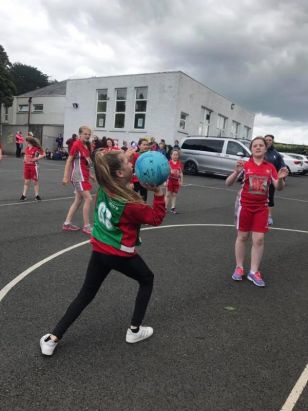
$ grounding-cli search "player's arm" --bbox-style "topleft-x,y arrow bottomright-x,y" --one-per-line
225,161 -> 244,186
63,155 -> 74,185
272,167 -> 288,190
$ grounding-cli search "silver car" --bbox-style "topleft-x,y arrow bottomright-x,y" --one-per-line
180,136 -> 251,176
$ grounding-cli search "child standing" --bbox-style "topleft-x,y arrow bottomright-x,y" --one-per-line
165,150 -> 183,214
40,150 -> 166,356
131,138 -> 150,201
225,136 -> 288,287
62,126 -> 94,235
20,137 -> 45,201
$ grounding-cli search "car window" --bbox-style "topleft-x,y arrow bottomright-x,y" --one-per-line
226,141 -> 246,156
182,139 -> 224,153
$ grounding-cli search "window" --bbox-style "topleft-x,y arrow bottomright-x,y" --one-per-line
231,121 -> 240,138
180,112 -> 188,129
226,141 -> 246,156
217,114 -> 227,136
18,104 -> 28,112
134,87 -> 147,129
199,107 -> 211,136
182,138 -> 224,153
33,104 -> 43,112
114,88 -> 127,128
243,126 -> 251,139
96,89 -> 108,128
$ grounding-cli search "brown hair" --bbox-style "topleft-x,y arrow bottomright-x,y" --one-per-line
249,136 -> 267,150
264,134 -> 274,140
94,151 -> 143,204
26,136 -> 42,148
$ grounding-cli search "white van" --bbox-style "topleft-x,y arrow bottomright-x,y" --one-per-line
180,136 -> 251,176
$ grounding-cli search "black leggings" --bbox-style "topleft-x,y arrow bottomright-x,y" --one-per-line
52,251 -> 154,339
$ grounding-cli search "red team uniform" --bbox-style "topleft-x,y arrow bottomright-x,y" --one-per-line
24,146 -> 45,181
167,160 -> 183,193
237,158 -> 278,233
69,140 -> 92,192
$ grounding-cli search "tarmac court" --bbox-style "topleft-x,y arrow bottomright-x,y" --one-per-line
0,157 -> 307,411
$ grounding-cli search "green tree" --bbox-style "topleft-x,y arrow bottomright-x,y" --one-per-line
0,45 -> 16,136
9,63 -> 49,95
0,45 -> 16,106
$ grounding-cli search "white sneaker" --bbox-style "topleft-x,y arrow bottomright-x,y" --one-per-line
40,334 -> 58,356
125,326 -> 153,343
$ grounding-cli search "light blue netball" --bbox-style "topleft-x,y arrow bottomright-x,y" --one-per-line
135,151 -> 170,186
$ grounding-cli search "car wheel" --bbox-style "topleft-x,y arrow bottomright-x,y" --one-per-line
184,161 -> 198,175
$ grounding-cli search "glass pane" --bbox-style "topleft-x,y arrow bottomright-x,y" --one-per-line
115,113 -> 125,128
134,113 -> 145,129
180,119 -> 185,129
97,101 -> 107,112
97,89 -> 108,100
116,88 -> 127,100
181,112 -> 187,120
135,87 -> 148,99
135,101 -> 147,112
96,113 -> 106,128
116,101 -> 126,112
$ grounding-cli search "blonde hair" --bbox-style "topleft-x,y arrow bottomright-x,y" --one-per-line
26,136 -> 42,148
78,125 -> 91,135
94,151 -> 143,204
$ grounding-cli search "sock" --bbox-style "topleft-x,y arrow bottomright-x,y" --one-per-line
130,326 -> 140,333
250,271 -> 256,275
64,221 -> 71,225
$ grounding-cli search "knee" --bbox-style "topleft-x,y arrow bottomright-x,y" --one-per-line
237,234 -> 248,243
253,236 -> 264,247
140,271 -> 154,287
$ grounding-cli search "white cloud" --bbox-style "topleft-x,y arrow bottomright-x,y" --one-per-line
254,113 -> 308,145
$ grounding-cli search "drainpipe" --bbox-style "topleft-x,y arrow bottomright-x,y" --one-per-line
27,97 -> 32,133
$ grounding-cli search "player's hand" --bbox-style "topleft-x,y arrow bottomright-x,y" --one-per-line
278,167 -> 288,179
62,177 -> 69,185
235,160 -> 244,173
140,183 -> 163,195
90,174 -> 96,182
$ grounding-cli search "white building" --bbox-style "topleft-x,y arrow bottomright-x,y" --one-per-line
1,71 -> 254,154
65,71 -> 254,145
1,81 -> 66,154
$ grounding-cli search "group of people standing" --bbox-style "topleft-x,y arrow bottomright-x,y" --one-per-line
10,127 -> 285,356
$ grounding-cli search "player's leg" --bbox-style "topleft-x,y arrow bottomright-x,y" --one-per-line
80,190 -> 92,234
63,190 -> 83,231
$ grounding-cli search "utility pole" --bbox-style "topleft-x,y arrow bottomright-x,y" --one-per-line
27,97 -> 32,133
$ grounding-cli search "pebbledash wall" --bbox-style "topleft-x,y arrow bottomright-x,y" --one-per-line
64,71 -> 255,145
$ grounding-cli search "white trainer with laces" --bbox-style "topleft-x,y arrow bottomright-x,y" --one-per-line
40,334 -> 58,356
126,326 -> 153,343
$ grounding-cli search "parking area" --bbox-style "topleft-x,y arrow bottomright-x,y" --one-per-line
0,157 -> 307,411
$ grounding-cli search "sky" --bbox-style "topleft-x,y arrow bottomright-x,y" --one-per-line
1,0 -> 308,144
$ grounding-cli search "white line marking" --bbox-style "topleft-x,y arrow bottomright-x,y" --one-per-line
0,196 -> 75,207
280,364 -> 308,411
186,183 -> 308,203
1,223 -> 307,407
1,223 -> 308,303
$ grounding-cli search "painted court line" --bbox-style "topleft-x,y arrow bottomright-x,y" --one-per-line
1,223 -> 307,408
1,223 -> 308,303
0,196 -> 75,207
280,364 -> 308,411
187,183 -> 308,203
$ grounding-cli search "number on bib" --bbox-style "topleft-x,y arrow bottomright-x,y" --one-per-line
98,202 -> 113,230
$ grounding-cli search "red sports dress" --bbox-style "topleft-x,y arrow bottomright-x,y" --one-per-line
236,158 -> 278,233
23,146 -> 45,181
69,140 -> 92,191
166,160 -> 183,193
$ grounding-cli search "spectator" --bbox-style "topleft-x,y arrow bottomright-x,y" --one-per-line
66,133 -> 77,153
174,139 -> 180,149
56,134 -> 64,149
15,130 -> 24,158
121,140 -> 128,151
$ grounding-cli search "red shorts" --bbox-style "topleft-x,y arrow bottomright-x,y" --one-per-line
167,178 -> 180,193
72,180 -> 92,192
24,165 -> 38,181
236,205 -> 269,233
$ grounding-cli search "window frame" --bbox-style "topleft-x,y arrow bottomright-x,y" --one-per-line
134,87 -> 148,129
96,89 -> 108,128
114,88 -> 127,129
